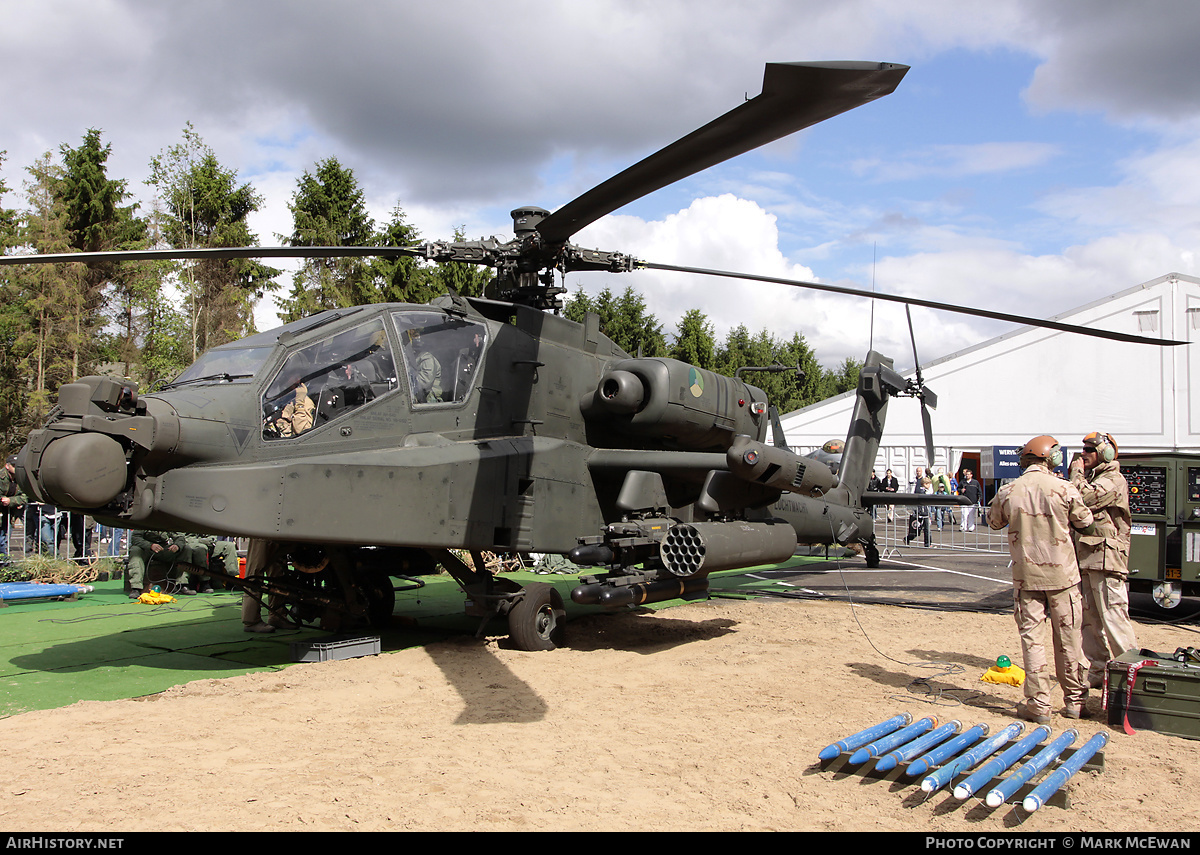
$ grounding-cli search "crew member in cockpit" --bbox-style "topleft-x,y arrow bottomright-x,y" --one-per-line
266,364 -> 316,437
405,328 -> 442,404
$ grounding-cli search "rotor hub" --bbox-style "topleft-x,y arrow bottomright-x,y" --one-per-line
511,207 -> 549,235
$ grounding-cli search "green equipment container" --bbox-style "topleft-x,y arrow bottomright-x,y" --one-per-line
1121,453 -> 1200,608
1106,648 -> 1200,741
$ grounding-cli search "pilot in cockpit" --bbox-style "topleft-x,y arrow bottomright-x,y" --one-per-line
404,328 -> 443,404
263,362 -> 316,438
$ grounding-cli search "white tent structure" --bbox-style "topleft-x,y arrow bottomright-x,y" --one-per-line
779,273 -> 1200,484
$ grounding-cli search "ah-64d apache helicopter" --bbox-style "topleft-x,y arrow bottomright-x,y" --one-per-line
4,62 -> 1179,650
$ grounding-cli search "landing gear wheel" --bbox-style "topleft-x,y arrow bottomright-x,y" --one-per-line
864,540 -> 881,568
508,582 -> 564,651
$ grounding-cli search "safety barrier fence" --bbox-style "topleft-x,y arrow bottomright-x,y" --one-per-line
0,503 -> 129,563
870,503 -> 1009,558
5,503 -> 1010,566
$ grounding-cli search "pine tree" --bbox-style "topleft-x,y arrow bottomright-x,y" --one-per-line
370,204 -> 428,306
563,286 -> 666,357
278,157 -> 377,320
56,129 -> 146,377
670,309 -> 716,369
817,357 -> 863,401
148,123 -> 278,357
0,151 -> 28,451
16,153 -> 85,425
715,327 -> 823,412
422,228 -> 493,302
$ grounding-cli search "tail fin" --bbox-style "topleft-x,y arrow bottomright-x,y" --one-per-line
836,350 -> 893,505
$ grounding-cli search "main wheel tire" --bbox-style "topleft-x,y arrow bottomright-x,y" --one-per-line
508,582 -> 564,651
864,540 -> 881,568
363,573 -> 397,628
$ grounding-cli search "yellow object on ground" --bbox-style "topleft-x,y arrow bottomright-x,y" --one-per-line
137,591 -> 176,605
980,664 -> 1025,686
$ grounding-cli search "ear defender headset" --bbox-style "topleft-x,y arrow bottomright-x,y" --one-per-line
1083,431 -> 1117,463
1020,435 -> 1063,468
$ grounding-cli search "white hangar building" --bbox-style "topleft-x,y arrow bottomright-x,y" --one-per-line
779,272 -> 1200,486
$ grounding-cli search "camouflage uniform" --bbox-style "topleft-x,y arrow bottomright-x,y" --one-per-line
413,350 -> 442,403
241,538 -> 287,632
278,384 -> 315,436
988,463 -> 1094,716
1071,459 -> 1138,684
206,537 -> 240,578
183,535 -> 239,593
127,530 -> 194,593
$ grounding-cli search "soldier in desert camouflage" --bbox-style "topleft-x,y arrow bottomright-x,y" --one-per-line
988,435 -> 1096,722
1069,430 -> 1138,689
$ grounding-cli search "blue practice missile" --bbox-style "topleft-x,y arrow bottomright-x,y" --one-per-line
848,716 -> 937,765
985,728 -> 1078,808
0,582 -> 96,601
953,725 -> 1051,801
818,713 -> 913,761
1022,732 -> 1109,813
906,723 -> 989,778
875,720 -> 961,773
921,722 -> 1023,794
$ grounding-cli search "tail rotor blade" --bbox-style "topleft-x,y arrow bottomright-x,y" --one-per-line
905,305 -> 923,385
921,402 -> 936,470
907,305 -> 937,466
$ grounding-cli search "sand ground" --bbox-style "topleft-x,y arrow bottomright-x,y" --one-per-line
0,595 -> 1197,832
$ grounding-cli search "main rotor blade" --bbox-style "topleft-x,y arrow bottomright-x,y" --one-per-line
536,61 -> 909,246
0,246 -> 424,266
640,261 -> 1188,347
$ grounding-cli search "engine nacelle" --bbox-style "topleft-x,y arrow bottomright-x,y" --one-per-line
582,358 -> 767,451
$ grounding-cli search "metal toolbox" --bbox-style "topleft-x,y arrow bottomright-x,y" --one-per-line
1106,648 -> 1200,740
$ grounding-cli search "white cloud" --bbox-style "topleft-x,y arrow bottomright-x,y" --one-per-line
853,142 -> 1061,182
6,0 -> 1200,374
568,194 -> 961,368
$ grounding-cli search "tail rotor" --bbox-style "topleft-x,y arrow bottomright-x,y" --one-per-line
904,306 -> 938,468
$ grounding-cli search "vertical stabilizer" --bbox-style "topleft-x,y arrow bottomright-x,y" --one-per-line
836,350 -> 893,504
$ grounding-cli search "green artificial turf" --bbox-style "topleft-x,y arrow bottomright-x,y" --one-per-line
0,555 -> 831,717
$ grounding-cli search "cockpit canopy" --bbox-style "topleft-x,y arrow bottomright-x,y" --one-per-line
251,309 -> 489,440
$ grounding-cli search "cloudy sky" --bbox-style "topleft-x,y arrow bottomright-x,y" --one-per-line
4,0 -> 1200,369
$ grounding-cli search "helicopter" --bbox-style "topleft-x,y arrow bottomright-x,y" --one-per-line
3,61 -> 1182,650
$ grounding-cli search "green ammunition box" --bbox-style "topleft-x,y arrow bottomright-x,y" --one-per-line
1106,649 -> 1200,741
